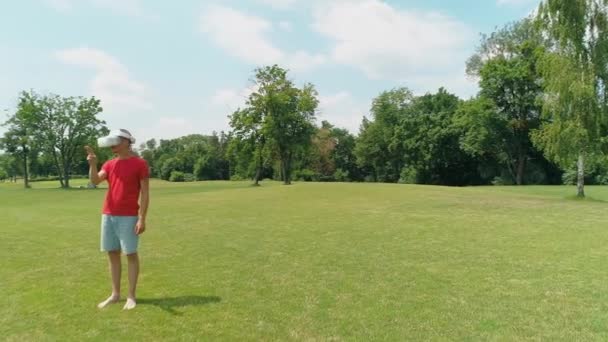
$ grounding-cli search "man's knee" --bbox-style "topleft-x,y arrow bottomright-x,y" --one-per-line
126,252 -> 138,259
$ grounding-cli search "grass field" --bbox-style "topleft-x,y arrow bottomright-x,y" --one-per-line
3,180 -> 608,341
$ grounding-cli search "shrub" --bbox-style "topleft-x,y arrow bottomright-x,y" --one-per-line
293,169 -> 319,182
183,173 -> 196,182
169,171 -> 185,182
333,168 -> 350,182
398,167 -> 418,184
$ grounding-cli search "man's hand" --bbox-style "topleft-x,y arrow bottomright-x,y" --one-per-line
135,219 -> 146,235
84,146 -> 98,166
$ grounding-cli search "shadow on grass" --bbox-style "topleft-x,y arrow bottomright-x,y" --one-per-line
564,195 -> 608,203
138,295 -> 221,315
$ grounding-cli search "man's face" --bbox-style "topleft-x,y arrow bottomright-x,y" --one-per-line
110,137 -> 130,154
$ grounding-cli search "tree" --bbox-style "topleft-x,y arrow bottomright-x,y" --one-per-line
229,108 -> 267,185
247,65 -> 318,185
397,88 -> 481,186
478,45 -> 543,185
355,88 -> 413,182
466,19 -> 546,185
145,134 -> 230,182
310,121 -> 337,179
466,18 -> 548,76
1,91 -> 39,188
0,154 -> 19,182
139,139 -> 157,175
32,93 -> 107,188
533,0 -> 608,197
329,126 -> 361,181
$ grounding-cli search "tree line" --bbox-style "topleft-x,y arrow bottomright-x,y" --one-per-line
2,0 -> 608,197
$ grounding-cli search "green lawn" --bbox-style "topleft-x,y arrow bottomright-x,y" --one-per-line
2,180 -> 608,340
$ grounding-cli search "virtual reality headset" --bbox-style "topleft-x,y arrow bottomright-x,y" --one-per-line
97,129 -> 136,148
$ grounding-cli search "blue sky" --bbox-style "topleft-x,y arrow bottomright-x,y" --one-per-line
0,0 -> 539,144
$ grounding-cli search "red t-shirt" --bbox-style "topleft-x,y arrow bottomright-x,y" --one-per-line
101,156 -> 149,216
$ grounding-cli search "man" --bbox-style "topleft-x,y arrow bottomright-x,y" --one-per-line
85,129 -> 150,310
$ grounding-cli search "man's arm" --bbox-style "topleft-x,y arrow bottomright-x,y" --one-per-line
135,178 -> 149,235
85,146 -> 107,185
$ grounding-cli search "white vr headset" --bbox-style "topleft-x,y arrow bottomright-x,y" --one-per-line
97,129 -> 136,148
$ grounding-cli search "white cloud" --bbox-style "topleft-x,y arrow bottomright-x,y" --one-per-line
130,116 -> 198,144
44,0 -> 146,17
91,0 -> 145,17
55,47 -> 151,112
211,85 -> 259,112
285,51 -> 327,72
312,0 -> 473,80
497,0 -> 537,6
407,68 -> 478,99
318,91 -> 368,133
45,0 -> 72,11
278,20 -> 292,31
255,0 -> 298,10
199,5 -> 326,72
200,5 -> 284,65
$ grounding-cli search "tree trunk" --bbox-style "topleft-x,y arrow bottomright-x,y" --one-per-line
253,167 -> 261,186
63,160 -> 70,188
281,158 -> 291,185
253,148 -> 263,186
516,153 -> 526,186
22,151 -> 30,189
577,153 -> 585,198
60,155 -> 69,188
52,151 -> 65,188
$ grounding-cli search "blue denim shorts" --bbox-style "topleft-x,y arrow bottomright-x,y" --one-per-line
100,215 -> 139,254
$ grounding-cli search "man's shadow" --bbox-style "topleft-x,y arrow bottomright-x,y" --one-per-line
138,295 -> 221,315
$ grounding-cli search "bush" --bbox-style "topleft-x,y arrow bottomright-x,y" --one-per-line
29,175 -> 88,183
333,168 -> 350,182
0,172 -> 6,182
161,158 -> 180,181
491,176 -> 514,186
169,171 -> 185,182
230,174 -> 246,181
183,173 -> 196,182
562,167 -> 598,185
293,169 -> 319,182
319,175 -> 335,182
169,171 -> 195,182
364,175 -> 375,183
398,167 -> 418,184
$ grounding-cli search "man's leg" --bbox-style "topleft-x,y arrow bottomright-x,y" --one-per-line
98,215 -> 122,309
116,216 -> 140,310
98,251 -> 122,308
124,253 -> 139,310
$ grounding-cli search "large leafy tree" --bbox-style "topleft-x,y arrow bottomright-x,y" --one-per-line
31,93 -> 107,188
355,88 -> 413,182
398,88 -> 481,186
228,108 -> 268,185
466,19 -> 546,185
533,0 -> 608,197
246,65 -> 318,185
310,121 -> 337,179
0,154 -> 18,182
1,91 -> 41,188
329,126 -> 360,182
145,134 -> 229,181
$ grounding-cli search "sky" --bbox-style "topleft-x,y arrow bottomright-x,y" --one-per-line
0,0 -> 540,144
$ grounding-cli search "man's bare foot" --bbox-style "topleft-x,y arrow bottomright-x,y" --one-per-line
97,295 -> 120,309
123,297 -> 136,310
